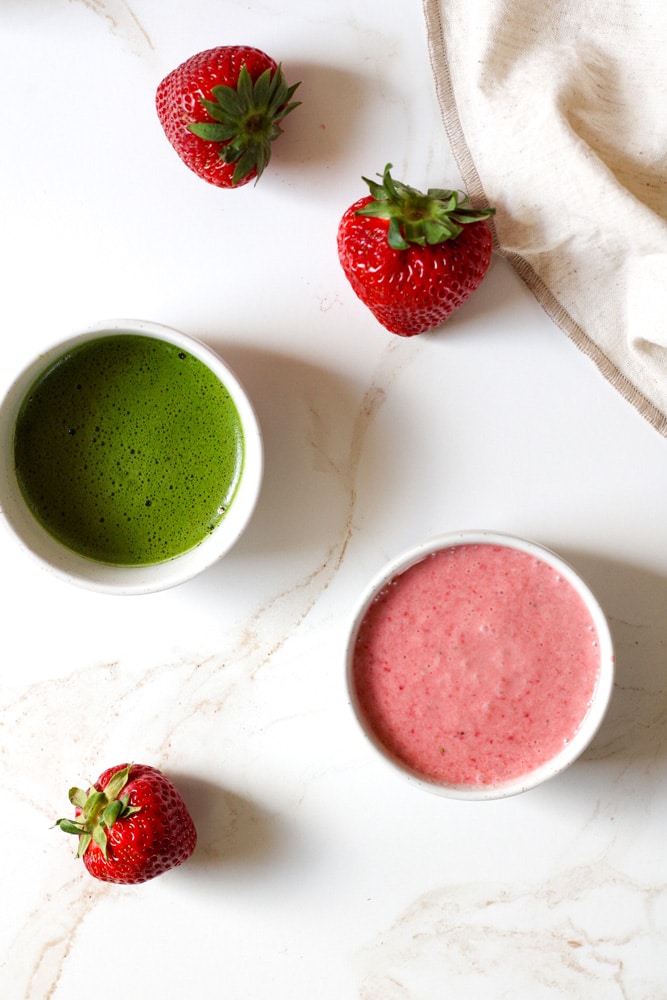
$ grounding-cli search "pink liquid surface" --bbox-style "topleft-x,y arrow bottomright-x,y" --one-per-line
352,543 -> 601,786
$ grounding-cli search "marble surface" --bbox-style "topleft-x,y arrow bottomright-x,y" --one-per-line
1,2 -> 666,997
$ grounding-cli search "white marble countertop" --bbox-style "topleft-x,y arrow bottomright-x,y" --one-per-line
1,2 -> 666,997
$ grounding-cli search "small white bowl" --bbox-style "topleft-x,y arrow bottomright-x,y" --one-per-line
0,319 -> 263,595
346,530 -> 614,800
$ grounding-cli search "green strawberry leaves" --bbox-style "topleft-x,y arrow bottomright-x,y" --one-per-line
54,763 -> 140,860
187,64 -> 301,185
357,164 -> 495,251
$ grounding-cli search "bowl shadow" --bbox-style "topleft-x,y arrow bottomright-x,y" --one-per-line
191,341 -> 399,568
546,546 -> 667,769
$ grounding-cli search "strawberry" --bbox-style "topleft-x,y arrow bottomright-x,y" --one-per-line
155,45 -> 300,187
54,763 -> 197,884
337,164 -> 495,336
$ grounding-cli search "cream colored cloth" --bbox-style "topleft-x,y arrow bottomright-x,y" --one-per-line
423,0 -> 667,436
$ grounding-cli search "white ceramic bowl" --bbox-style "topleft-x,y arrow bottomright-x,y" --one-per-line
0,319 -> 263,595
346,530 -> 614,800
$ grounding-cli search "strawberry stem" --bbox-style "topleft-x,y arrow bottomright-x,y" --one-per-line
54,763 -> 140,861
188,64 -> 301,185
356,164 -> 495,251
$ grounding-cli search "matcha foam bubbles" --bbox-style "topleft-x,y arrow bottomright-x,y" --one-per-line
13,334 -> 245,566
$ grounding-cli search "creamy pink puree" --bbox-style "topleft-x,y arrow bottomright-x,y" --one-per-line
352,543 -> 601,786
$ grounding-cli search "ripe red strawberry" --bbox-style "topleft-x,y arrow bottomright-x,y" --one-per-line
156,45 -> 300,188
54,763 -> 197,884
337,164 -> 495,336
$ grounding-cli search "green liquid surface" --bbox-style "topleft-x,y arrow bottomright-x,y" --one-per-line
14,334 -> 245,565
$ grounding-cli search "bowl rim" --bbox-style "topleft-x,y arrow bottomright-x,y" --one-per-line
345,529 -> 615,800
0,319 -> 263,595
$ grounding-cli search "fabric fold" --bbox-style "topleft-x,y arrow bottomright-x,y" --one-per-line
423,0 -> 667,436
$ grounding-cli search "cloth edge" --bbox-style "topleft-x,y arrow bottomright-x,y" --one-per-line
421,0 -> 667,439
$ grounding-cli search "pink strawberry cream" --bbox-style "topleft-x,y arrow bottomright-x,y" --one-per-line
351,543 -> 602,788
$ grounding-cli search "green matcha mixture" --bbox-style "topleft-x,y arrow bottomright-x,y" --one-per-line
14,334 -> 245,565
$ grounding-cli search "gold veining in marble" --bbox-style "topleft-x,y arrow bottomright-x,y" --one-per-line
69,0 -> 154,54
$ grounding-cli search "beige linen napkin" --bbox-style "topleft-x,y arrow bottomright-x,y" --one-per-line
423,0 -> 667,436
